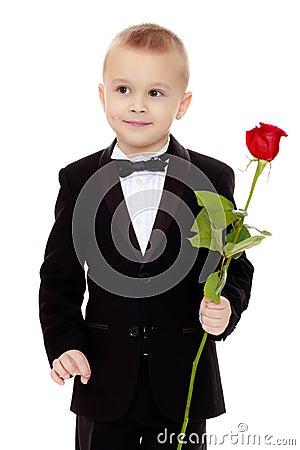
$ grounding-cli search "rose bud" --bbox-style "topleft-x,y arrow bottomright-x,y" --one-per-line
246,122 -> 287,161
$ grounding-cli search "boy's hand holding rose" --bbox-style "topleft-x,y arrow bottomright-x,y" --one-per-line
200,296 -> 231,336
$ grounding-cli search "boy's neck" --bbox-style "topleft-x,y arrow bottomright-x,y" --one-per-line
116,136 -> 170,159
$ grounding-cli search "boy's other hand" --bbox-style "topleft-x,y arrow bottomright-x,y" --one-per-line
51,350 -> 91,386
200,296 -> 231,336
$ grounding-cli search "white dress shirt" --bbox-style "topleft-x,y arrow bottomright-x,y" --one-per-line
111,140 -> 169,255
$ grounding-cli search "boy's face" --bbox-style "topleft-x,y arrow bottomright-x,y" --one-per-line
99,45 -> 192,156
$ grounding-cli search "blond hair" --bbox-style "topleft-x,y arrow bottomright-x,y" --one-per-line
102,23 -> 190,88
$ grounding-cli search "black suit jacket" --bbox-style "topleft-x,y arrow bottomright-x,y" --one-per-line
39,135 -> 254,422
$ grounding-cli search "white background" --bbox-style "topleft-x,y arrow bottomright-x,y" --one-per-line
0,0 -> 299,448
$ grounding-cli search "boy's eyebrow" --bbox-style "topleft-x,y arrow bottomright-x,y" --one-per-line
150,82 -> 172,91
111,78 -> 171,91
111,78 -> 131,85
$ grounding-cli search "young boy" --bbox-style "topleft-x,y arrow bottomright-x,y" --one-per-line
39,23 -> 254,450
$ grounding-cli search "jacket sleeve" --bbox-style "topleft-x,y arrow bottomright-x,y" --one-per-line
39,168 -> 87,365
210,164 -> 254,341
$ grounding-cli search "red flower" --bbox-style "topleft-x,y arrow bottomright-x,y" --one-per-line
246,122 -> 287,161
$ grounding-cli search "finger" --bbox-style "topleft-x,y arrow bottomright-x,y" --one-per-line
52,358 -> 72,380
53,356 -> 89,385
200,297 -> 210,313
202,315 -> 222,328
50,368 -> 65,386
200,299 -> 205,315
62,351 -> 91,384
58,354 -> 83,378
200,298 -> 218,324
202,312 -> 230,334
202,309 -> 223,320
202,323 -> 224,336
204,301 -> 226,310
202,297 -> 224,310
54,350 -> 91,384
68,351 -> 91,380
80,375 -> 89,385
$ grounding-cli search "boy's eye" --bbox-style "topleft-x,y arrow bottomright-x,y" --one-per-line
149,89 -> 163,97
117,86 -> 131,94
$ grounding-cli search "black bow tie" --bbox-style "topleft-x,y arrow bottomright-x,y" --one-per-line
115,154 -> 169,178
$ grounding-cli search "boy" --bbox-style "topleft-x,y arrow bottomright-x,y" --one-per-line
39,23 -> 254,449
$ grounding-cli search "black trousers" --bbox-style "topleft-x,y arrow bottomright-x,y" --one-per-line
76,356 -> 206,450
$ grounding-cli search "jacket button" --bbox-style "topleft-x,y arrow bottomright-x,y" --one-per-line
138,272 -> 151,284
129,325 -> 140,338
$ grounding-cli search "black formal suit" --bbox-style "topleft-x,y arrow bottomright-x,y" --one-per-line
39,135 -> 254,424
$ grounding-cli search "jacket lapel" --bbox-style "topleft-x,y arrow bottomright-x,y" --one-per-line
97,135 -> 191,266
97,139 -> 144,263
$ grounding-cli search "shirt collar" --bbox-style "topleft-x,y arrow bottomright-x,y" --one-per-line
111,138 -> 170,162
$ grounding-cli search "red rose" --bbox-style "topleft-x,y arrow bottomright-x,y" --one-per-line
246,122 -> 287,161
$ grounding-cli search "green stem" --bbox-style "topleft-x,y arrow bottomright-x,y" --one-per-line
178,159 -> 268,449
244,159 -> 268,211
224,159 -> 268,271
177,332 -> 208,450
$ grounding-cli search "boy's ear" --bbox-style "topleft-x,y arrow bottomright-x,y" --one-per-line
98,83 -> 106,111
176,91 -> 192,120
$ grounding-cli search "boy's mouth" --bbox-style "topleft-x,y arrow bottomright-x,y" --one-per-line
123,120 -> 152,127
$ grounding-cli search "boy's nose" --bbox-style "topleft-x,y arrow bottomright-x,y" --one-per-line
130,106 -> 147,113
129,96 -> 147,114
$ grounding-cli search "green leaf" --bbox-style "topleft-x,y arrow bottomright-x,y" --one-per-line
244,224 -> 272,236
223,235 -> 266,257
210,227 -> 224,254
190,208 -> 209,233
194,191 -> 234,211
231,209 -> 248,218
232,252 -> 243,260
189,224 -> 224,254
211,209 -> 237,229
187,234 -> 201,248
226,225 -> 251,244
194,191 -> 236,230
204,271 -> 221,304
225,225 -> 269,259
189,209 -> 224,253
